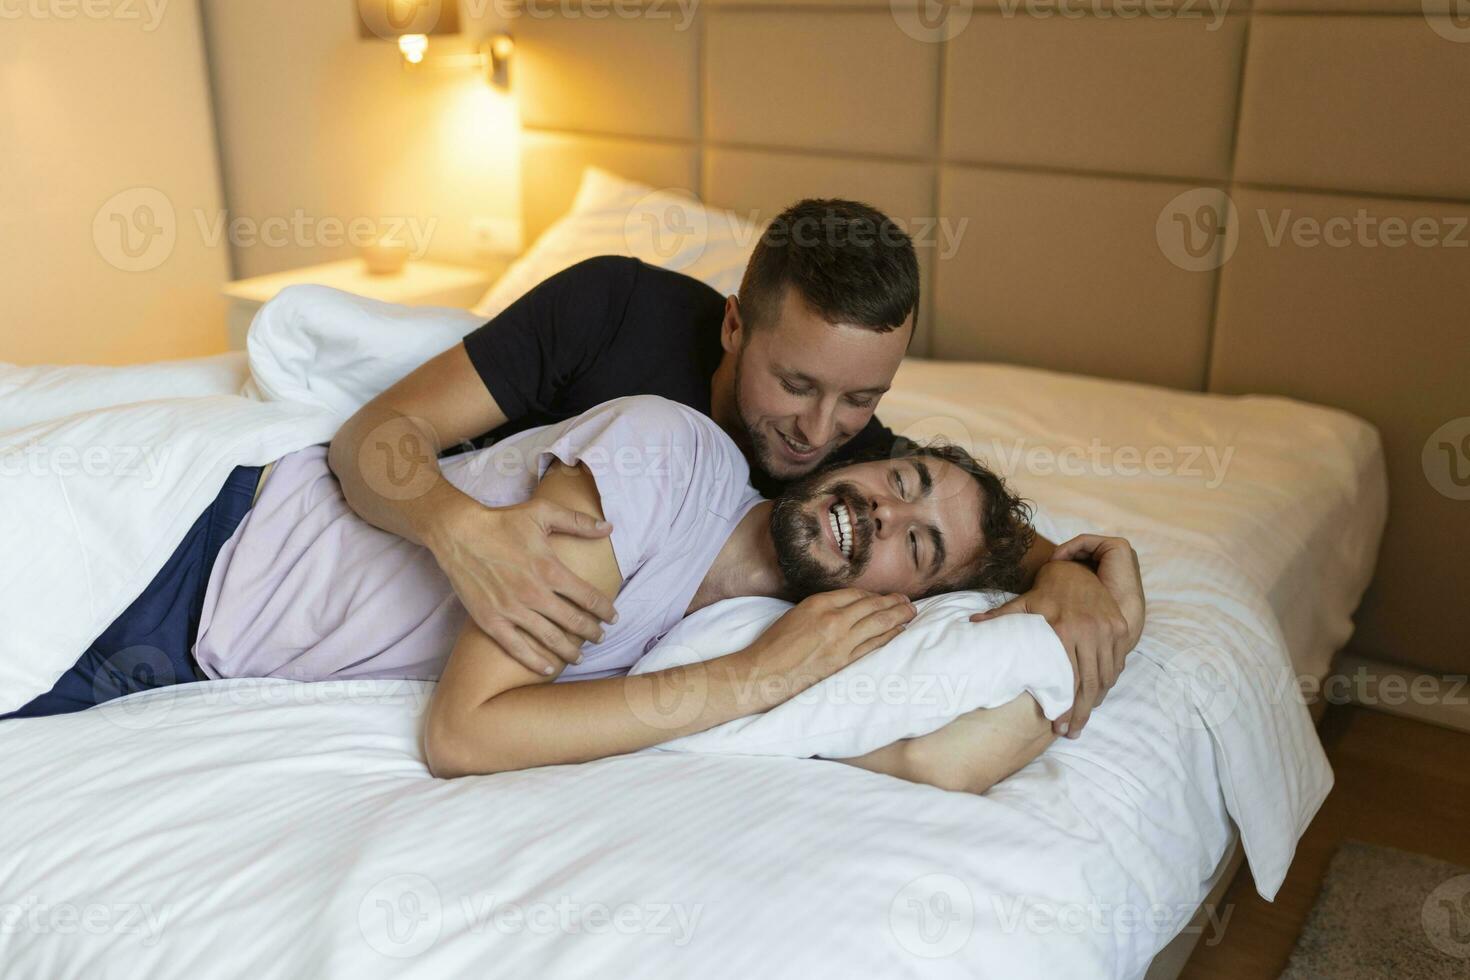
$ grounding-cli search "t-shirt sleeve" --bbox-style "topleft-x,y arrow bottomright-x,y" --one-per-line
530,396 -> 745,581
460,256 -> 642,422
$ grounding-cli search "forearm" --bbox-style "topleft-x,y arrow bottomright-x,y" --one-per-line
833,696 -> 1055,794
427,651 -> 785,778
327,401 -> 467,547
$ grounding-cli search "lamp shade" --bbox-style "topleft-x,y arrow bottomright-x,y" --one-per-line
356,0 -> 461,41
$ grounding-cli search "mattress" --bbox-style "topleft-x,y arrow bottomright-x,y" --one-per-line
0,353 -> 1378,979
882,359 -> 1388,684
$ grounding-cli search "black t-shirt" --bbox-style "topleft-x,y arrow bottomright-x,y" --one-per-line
461,256 -> 898,496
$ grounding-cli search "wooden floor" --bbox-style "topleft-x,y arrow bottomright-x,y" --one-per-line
1179,704 -> 1470,978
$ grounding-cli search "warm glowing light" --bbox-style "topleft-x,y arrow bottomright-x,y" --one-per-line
489,33 -> 515,62
397,34 -> 428,65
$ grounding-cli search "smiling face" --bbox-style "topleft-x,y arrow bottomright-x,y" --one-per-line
770,452 -> 991,599
725,287 -> 912,482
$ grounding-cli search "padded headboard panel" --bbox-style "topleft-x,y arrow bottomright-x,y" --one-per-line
510,3 -> 1470,675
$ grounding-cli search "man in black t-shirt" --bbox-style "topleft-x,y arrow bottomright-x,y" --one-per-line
330,199 -> 1144,740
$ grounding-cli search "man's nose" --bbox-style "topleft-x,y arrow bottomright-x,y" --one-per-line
869,496 -> 901,537
795,404 -> 837,448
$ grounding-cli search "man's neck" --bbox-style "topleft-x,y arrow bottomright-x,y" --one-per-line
686,500 -> 786,615
708,354 -> 745,451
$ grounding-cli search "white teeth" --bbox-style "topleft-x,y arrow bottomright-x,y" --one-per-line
828,501 -> 853,559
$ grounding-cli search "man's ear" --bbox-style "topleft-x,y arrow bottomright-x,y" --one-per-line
720,295 -> 744,354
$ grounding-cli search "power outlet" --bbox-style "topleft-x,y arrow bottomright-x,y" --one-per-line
469,216 -> 522,257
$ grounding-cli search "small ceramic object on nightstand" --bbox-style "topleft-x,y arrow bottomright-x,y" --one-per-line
361,241 -> 411,276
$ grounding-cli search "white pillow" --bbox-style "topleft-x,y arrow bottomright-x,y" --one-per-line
0,353 -> 249,433
244,285 -> 485,418
629,593 -> 1074,760
472,167 -> 760,320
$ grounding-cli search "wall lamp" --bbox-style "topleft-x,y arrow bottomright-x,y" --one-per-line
356,0 -> 514,89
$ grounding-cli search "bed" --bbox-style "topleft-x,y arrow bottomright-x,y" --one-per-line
0,322 -> 1385,978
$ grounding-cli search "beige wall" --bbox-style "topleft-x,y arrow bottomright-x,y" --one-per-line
0,0 -> 231,365
200,0 -> 520,280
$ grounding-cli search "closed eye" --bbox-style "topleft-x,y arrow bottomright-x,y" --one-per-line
908,529 -> 919,567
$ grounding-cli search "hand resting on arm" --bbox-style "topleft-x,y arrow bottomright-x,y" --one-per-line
329,343 -> 618,677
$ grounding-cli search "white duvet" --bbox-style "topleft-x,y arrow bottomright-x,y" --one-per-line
0,285 -> 1382,979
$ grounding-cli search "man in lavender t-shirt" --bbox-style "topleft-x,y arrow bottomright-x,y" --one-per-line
194,397 -> 762,685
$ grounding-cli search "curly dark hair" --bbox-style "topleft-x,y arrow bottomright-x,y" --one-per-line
900,442 -> 1036,597
738,198 -> 920,336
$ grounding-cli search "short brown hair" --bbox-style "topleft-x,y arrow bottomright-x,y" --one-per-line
738,198 -> 920,334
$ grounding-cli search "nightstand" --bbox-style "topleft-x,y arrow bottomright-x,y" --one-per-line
222,259 -> 494,350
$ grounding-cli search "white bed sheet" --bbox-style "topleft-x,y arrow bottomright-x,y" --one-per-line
0,663 -> 1227,980
0,351 -> 1381,979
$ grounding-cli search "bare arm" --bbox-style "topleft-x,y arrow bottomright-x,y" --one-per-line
424,462 -> 916,778
328,344 -> 618,675
328,343 -> 506,546
834,695 -> 1055,794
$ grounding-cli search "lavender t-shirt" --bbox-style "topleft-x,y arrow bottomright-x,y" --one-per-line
194,396 -> 762,684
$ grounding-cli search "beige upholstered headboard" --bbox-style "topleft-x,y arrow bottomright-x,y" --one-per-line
508,3 -> 1470,675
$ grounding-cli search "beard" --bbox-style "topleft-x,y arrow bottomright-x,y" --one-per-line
769,476 -> 872,599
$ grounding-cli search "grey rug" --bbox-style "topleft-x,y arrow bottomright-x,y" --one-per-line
1280,841 -> 1470,979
